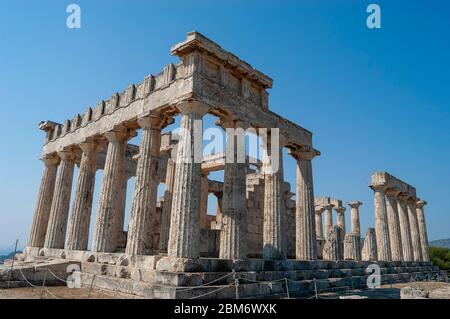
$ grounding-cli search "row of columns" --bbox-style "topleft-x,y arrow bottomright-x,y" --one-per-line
372,186 -> 429,262
315,202 -> 362,240
29,100 -> 319,261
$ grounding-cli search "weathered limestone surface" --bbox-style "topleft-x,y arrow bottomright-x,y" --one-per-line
348,201 -> 362,237
416,200 -> 429,262
28,154 -> 60,248
323,204 -> 334,240
323,225 -> 343,261
159,157 -> 176,251
335,207 -> 346,234
219,121 -> 247,260
262,137 -> 286,260
407,199 -> 423,262
44,151 -> 76,249
344,233 -> 362,261
291,150 -> 317,260
92,127 -> 134,252
167,101 -> 209,258
385,190 -> 403,262
371,186 -> 392,261
315,206 -> 325,239
66,141 -> 102,251
398,194 -> 414,261
362,228 -> 378,261
126,115 -> 163,256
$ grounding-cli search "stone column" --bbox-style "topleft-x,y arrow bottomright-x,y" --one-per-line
199,173 -> 210,228
44,150 -> 76,249
92,126 -> 134,253
323,225 -> 343,261
344,233 -> 361,261
315,206 -> 325,239
335,207 -> 346,234
66,140 -> 102,251
167,101 -> 209,258
407,197 -> 423,262
385,189 -> 403,261
262,133 -> 287,260
397,194 -> 414,261
362,228 -> 378,261
159,157 -> 176,251
323,204 -> 334,238
126,114 -> 164,256
28,154 -> 60,248
371,186 -> 392,261
115,171 -> 129,247
291,149 -> 317,261
348,201 -> 362,237
416,200 -> 429,262
219,120 -> 247,260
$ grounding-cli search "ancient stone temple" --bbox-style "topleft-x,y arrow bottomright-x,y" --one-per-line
6,32 -> 436,299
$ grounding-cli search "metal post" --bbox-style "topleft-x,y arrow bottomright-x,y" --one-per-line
40,269 -> 47,299
7,239 -> 19,289
314,278 -> 318,299
233,272 -> 239,299
284,278 -> 290,299
87,274 -> 96,299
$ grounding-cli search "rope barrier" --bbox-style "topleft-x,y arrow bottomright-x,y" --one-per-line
189,282 -> 236,299
176,272 -> 235,292
46,268 -> 68,283
17,268 -> 40,288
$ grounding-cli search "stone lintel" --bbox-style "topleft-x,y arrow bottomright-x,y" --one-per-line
315,197 -> 342,209
369,172 -> 416,198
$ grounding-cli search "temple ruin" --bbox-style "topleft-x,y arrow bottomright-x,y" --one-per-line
2,32 -> 436,298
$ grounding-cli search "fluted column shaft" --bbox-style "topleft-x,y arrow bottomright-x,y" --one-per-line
315,207 -> 325,239
66,142 -> 101,251
407,199 -> 423,261
335,207 -> 346,234
416,200 -> 429,262
126,115 -> 163,256
44,151 -> 76,249
323,204 -> 334,240
348,201 -> 362,238
167,101 -> 209,258
219,122 -> 247,260
92,127 -> 133,252
28,155 -> 60,247
372,187 -> 392,261
397,196 -> 413,261
292,151 -> 317,260
159,157 -> 176,251
385,192 -> 403,261
262,133 -> 286,260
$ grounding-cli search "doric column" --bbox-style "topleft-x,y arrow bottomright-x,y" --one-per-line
397,193 -> 414,261
362,228 -> 378,261
199,172 -> 210,228
167,100 -> 209,258
44,150 -> 77,249
407,197 -> 423,261
385,189 -> 403,261
126,114 -> 164,256
416,200 -> 429,262
219,119 -> 247,260
323,204 -> 334,238
335,207 -> 346,234
66,140 -> 103,251
348,201 -> 362,237
371,186 -> 392,261
28,154 -> 60,248
115,171 -> 129,245
315,206 -> 325,239
262,132 -> 286,260
92,126 -> 135,252
290,149 -> 318,261
159,157 -> 176,251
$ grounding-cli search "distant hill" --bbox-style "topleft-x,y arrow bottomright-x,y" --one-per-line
429,238 -> 450,249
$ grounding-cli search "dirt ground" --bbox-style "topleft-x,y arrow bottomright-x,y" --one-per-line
0,286 -> 141,299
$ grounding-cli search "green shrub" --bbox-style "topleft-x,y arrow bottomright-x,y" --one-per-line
429,246 -> 450,271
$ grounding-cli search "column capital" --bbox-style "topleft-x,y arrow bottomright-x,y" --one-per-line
396,192 -> 410,202
176,100 -> 210,116
416,200 -> 427,209
78,137 -> 105,154
288,147 -> 320,161
385,188 -> 401,198
370,185 -> 387,193
323,204 -> 335,210
315,206 -> 325,214
57,149 -> 78,161
216,115 -> 250,130
335,207 -> 346,215
40,153 -> 60,167
104,126 -> 136,142
137,112 -> 166,130
348,201 -> 362,209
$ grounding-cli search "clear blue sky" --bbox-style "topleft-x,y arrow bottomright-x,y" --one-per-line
1,0 -> 449,253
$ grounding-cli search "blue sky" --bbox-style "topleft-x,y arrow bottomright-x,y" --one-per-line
0,0 -> 449,253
